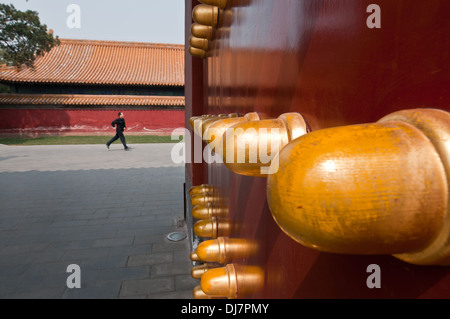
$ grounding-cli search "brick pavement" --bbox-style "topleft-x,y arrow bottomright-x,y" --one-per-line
0,143 -> 196,299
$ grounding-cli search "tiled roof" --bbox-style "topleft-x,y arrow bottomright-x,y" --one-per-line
0,94 -> 185,107
0,39 -> 185,86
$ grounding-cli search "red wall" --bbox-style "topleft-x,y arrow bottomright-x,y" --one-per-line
0,108 -> 185,136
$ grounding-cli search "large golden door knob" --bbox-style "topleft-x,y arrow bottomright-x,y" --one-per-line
192,203 -> 228,219
188,46 -> 206,59
196,237 -> 256,263
189,36 -> 209,51
203,112 -> 262,151
201,264 -> 264,299
267,108 -> 450,265
192,4 -> 219,28
191,23 -> 214,40
189,184 -> 214,196
221,112 -> 309,177
190,193 -> 217,206
194,217 -> 231,238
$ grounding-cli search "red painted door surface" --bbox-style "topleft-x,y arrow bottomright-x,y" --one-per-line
185,0 -> 450,298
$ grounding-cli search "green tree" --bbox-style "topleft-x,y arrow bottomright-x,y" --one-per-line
0,4 -> 59,68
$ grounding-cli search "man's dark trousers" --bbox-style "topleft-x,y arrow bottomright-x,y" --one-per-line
107,131 -> 128,148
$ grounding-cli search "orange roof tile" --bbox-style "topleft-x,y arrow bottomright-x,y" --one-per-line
0,94 -> 185,107
0,39 -> 185,86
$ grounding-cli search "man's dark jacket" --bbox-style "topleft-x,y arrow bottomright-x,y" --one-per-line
111,118 -> 126,132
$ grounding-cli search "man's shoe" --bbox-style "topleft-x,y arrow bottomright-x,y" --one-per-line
124,147 -> 130,151
106,144 -> 110,150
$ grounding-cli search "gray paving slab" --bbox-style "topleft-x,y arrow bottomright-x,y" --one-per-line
0,143 -> 195,299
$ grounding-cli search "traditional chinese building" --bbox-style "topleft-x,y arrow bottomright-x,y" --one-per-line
0,39 -> 185,136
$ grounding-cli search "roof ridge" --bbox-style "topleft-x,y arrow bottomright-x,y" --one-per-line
0,93 -> 185,106
59,38 -> 184,50
0,93 -> 185,98
0,39 -> 185,86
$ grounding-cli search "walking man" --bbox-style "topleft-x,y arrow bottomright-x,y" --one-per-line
106,112 -> 129,150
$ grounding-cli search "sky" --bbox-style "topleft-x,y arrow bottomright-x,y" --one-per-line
0,0 -> 185,44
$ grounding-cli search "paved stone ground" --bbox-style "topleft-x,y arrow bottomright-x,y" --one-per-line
0,143 -> 197,299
